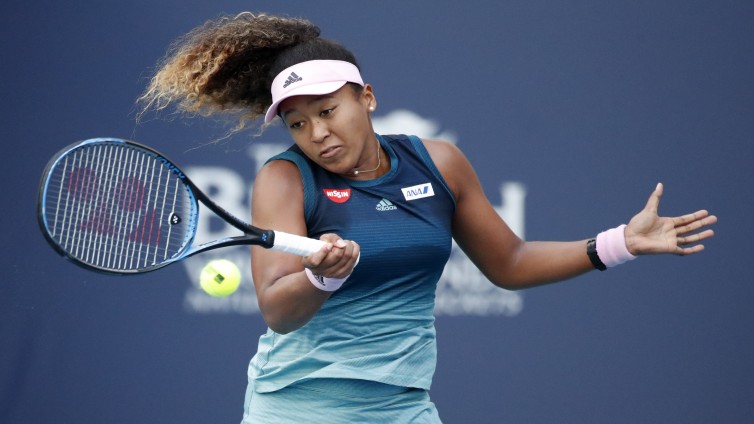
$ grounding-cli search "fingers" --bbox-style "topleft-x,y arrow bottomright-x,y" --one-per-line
677,229 -> 715,246
302,242 -> 331,267
630,183 -> 716,257
673,214 -> 717,256
304,234 -> 360,278
644,182 -> 663,213
324,239 -> 360,278
673,210 -> 716,234
676,243 -> 705,256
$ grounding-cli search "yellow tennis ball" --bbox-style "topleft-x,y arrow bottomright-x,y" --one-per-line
200,259 -> 241,297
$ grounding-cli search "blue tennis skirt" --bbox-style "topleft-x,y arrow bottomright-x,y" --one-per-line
242,378 -> 442,423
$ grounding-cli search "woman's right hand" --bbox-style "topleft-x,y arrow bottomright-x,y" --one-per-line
303,233 -> 360,279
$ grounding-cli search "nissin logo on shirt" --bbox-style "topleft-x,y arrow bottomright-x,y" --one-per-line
323,188 -> 351,203
401,183 -> 434,201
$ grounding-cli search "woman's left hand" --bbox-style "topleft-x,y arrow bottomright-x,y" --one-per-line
624,183 -> 717,256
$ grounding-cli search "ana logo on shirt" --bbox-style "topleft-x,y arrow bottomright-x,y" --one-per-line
401,183 -> 434,201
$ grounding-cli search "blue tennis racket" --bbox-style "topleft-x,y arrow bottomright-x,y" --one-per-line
37,137 -> 326,274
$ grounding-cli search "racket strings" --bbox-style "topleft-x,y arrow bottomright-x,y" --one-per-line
43,143 -> 193,271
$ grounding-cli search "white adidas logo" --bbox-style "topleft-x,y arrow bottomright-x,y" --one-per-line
376,198 -> 397,211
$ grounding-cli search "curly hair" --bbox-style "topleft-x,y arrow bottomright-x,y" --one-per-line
138,12 -> 359,131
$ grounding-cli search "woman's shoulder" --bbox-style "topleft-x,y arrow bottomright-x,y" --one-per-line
380,134 -> 461,162
418,138 -> 475,200
419,138 -> 467,169
255,157 -> 303,194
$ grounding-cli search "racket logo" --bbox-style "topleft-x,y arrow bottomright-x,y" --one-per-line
323,188 -> 351,203
62,165 -> 168,247
169,213 -> 182,225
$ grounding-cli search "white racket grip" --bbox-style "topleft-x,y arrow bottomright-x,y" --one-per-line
270,231 -> 361,267
271,231 -> 327,256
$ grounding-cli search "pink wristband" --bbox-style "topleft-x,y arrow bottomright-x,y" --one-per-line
595,225 -> 637,268
304,268 -> 349,292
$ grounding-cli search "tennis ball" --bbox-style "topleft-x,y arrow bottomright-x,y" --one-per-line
200,259 -> 241,297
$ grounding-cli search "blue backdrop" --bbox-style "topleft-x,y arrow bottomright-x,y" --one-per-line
2,1 -> 753,423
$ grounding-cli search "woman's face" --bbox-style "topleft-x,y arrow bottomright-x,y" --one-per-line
279,84 -> 377,176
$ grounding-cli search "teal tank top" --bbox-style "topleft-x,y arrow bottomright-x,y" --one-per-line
249,134 -> 456,392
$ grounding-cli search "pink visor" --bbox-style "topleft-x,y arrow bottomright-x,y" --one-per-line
265,60 -> 364,123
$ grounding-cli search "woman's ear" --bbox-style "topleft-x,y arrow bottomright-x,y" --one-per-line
362,84 -> 377,112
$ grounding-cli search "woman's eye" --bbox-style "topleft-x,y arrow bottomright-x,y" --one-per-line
321,108 -> 335,117
289,121 -> 304,129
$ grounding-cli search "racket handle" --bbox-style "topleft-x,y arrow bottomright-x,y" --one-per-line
271,231 -> 328,256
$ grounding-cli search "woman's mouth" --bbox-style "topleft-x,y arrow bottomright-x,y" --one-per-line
320,145 -> 342,159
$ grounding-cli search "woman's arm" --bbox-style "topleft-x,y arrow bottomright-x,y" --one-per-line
424,139 -> 716,290
250,160 -> 359,333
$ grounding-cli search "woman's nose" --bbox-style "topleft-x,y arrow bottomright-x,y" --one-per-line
310,119 -> 330,143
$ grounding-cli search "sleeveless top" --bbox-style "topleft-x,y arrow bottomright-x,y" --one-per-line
248,134 -> 456,393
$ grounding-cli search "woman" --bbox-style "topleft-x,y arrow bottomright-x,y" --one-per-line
139,12 -> 716,423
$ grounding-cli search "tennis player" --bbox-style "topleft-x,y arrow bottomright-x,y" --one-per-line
139,12 -> 717,423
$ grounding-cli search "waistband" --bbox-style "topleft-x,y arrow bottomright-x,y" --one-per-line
292,378 -> 413,397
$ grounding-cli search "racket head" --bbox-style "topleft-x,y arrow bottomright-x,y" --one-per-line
37,138 -> 199,274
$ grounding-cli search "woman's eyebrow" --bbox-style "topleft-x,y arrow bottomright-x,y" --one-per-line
281,94 -> 336,118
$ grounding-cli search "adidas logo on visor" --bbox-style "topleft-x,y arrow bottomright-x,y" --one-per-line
283,72 -> 303,88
